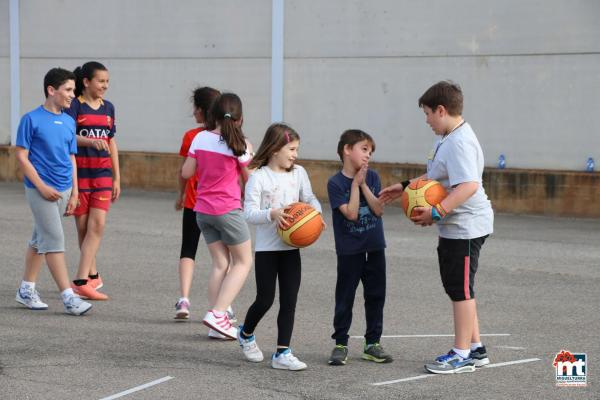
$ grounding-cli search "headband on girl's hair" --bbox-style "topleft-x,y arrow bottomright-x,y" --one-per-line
284,130 -> 290,143
224,113 -> 232,119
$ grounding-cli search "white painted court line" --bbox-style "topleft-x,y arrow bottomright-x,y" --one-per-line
494,345 -> 526,350
371,358 -> 540,386
98,376 -> 174,400
351,333 -> 510,339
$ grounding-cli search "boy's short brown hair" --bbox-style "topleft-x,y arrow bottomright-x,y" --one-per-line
336,129 -> 375,162
418,80 -> 463,116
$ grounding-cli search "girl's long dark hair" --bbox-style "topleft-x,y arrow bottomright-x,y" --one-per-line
73,61 -> 107,97
206,93 -> 246,156
192,86 -> 220,121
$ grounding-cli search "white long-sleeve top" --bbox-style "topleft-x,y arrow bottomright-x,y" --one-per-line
243,165 -> 322,252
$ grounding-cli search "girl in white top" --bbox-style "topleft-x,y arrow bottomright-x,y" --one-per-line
238,123 -> 322,371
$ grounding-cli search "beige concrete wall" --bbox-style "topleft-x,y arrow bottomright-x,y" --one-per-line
2,145 -> 599,218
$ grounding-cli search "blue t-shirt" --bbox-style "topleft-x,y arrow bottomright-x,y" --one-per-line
327,169 -> 386,255
16,106 -> 77,191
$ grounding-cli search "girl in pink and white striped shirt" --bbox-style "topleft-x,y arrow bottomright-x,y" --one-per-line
182,93 -> 253,339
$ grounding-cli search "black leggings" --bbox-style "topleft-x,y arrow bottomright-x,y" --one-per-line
180,207 -> 201,260
242,250 -> 301,347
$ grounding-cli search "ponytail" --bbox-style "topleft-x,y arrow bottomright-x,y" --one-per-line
207,93 -> 247,156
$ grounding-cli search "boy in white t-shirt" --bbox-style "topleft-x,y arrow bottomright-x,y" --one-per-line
380,81 -> 494,374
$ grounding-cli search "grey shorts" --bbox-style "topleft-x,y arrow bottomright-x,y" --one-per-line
25,187 -> 71,254
196,209 -> 250,246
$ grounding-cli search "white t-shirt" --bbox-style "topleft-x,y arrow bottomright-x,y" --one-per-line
427,122 -> 494,239
243,165 -> 322,251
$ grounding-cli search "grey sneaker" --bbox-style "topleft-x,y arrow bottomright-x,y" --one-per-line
328,345 -> 348,366
16,287 -> 48,310
469,346 -> 490,367
63,295 -> 92,316
425,350 -> 475,374
362,343 -> 394,363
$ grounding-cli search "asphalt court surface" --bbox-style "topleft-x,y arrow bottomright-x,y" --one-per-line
0,182 -> 598,399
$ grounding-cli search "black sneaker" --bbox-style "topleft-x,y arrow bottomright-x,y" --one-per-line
328,345 -> 348,366
362,343 -> 393,363
469,346 -> 489,367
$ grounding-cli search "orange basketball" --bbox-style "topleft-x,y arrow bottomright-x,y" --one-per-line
401,179 -> 448,218
277,202 -> 324,248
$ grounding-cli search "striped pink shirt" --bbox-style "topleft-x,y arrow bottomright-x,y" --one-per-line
188,131 -> 251,215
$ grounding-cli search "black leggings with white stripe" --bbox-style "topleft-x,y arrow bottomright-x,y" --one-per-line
242,249 -> 301,347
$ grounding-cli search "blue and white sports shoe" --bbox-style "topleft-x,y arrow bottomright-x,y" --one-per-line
271,348 -> 307,371
425,350 -> 476,374
63,295 -> 92,316
16,287 -> 48,310
237,325 -> 264,362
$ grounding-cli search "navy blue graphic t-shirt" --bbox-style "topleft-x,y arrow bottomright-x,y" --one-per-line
327,169 -> 386,255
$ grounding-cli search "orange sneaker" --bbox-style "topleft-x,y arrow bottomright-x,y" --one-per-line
88,275 -> 104,290
71,282 -> 108,300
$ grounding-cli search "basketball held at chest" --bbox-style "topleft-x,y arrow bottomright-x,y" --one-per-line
277,202 -> 324,248
401,179 -> 448,218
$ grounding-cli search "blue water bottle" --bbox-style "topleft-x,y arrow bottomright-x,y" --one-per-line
586,157 -> 595,172
498,154 -> 506,170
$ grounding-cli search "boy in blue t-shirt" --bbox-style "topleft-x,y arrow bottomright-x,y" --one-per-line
380,81 -> 494,374
327,129 -> 392,366
14,68 -> 92,316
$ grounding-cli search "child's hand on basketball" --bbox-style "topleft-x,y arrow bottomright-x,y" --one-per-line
271,207 -> 292,229
379,183 -> 404,204
410,206 -> 434,226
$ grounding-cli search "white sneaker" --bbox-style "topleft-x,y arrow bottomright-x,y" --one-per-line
63,295 -> 92,316
226,305 -> 237,323
237,325 -> 264,362
271,349 -> 307,371
16,287 -> 48,310
202,310 -> 237,339
208,328 -> 235,340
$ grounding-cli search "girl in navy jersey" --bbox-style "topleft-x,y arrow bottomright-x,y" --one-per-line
66,61 -> 120,301
237,123 -> 322,370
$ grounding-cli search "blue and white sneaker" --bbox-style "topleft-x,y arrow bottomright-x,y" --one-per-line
425,350 -> 475,374
271,348 -> 307,371
63,295 -> 92,316
237,325 -> 264,362
16,287 -> 48,310
469,346 -> 490,367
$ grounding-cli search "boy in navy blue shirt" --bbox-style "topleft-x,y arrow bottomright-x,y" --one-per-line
327,130 -> 392,366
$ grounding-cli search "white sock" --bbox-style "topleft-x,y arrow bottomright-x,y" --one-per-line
212,310 -> 225,318
179,297 -> 190,303
470,342 -> 483,351
453,347 -> 471,359
61,288 -> 75,302
21,280 -> 35,290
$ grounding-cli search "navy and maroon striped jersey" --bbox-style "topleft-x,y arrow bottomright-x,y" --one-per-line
65,96 -> 116,193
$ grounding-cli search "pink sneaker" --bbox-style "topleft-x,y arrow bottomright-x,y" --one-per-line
202,310 -> 237,339
88,275 -> 103,290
